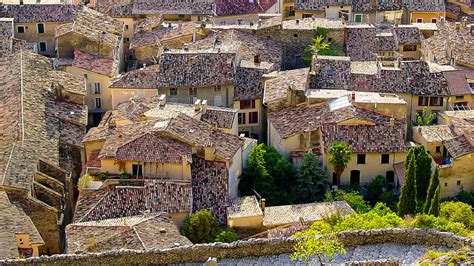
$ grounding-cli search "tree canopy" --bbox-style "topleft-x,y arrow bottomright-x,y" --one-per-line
328,141 -> 352,185
398,151 -> 417,217
294,152 -> 328,203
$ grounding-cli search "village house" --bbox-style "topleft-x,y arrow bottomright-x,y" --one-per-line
282,0 -> 296,20
213,0 -> 279,25
227,195 -> 354,230
443,69 -> 474,110
0,4 -> 81,56
401,0 -> 446,24
0,17 -> 36,56
65,213 -> 191,253
54,6 -> 124,126
0,50 -> 87,257
268,96 -> 408,186
413,110 -> 474,198
446,0 -> 474,20
131,0 -> 214,22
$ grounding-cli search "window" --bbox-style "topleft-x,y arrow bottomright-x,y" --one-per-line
37,23 -> 45,34
238,113 -> 246,125
249,112 -> 258,124
431,18 -> 437,23
214,95 -> 222,106
332,172 -> 339,186
416,18 -> 423,23
132,164 -> 143,177
95,98 -> 102,109
455,95 -> 464,100
94,83 -> 101,94
214,85 -> 221,93
293,33 -> 298,38
403,44 -> 417,52
435,146 -> 441,153
17,26 -> 25,34
125,24 -> 129,30
240,100 -> 255,109
169,88 -> 177,96
381,154 -> 390,164
444,182 -> 448,187
418,96 -> 429,106
457,180 -> 461,186
38,41 -> 47,52
386,171 -> 395,183
354,14 -> 363,23
350,170 -> 360,185
302,13 -> 313,18
429,97 -> 443,106
189,87 -> 197,96
357,154 -> 366,164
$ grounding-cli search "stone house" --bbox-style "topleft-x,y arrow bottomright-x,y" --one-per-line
401,0 -> 446,24
0,51 -> 87,257
213,0 -> 279,25
0,4 -> 81,57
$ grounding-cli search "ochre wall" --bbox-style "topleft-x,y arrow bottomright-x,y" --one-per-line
14,22 -> 63,56
100,159 -> 191,180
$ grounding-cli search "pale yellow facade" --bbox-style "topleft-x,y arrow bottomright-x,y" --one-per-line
15,234 -> 42,257
116,17 -> 135,54
439,154 -> 474,198
397,93 -> 448,123
111,88 -> 158,109
14,21 -> 63,56
410,11 -> 446,23
100,159 -> 192,181
295,10 -> 325,19
234,99 -> 263,141
227,215 -> 264,229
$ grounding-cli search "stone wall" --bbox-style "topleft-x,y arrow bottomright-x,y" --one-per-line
1,229 -> 471,265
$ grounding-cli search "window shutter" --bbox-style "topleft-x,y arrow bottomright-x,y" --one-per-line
240,101 -> 244,109
251,100 -> 256,108
440,97 -> 443,106
89,84 -> 94,95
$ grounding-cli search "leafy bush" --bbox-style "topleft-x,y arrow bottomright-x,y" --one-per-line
454,189 -> 474,207
408,214 -> 467,236
180,210 -> 218,243
440,201 -> 472,229
118,172 -> 131,179
78,174 -> 93,191
324,190 -> 370,214
332,203 -> 403,232
97,172 -> 110,181
366,175 -> 388,205
213,228 -> 237,243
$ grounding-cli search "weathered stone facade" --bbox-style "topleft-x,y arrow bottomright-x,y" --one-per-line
0,229 -> 471,265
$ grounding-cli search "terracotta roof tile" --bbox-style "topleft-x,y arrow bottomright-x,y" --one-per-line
131,0 -> 214,15
72,50 -> 116,77
443,70 -> 472,96
1,4 -> 81,23
443,135 -> 473,158
227,195 -> 263,219
130,22 -> 195,49
215,0 -> 277,16
94,0 -> 133,18
263,68 -> 310,104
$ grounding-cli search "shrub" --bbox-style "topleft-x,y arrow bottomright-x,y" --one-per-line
440,201 -> 472,229
408,214 -> 467,236
324,190 -> 370,214
180,210 -> 218,243
213,228 -> 237,243
78,174 -> 93,191
366,175 -> 388,205
118,172 -> 131,179
97,172 -> 110,181
332,203 -> 403,232
454,189 -> 474,207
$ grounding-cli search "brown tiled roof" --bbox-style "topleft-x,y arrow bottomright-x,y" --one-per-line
131,0 -> 214,15
346,25 -> 377,61
0,18 -> 13,56
94,0 -> 133,18
101,132 -> 192,164
215,0 -> 277,16
134,15 -> 164,34
1,4 -> 81,23
443,135 -> 473,158
110,52 -> 235,89
75,180 -> 192,222
393,26 -> 422,45
376,32 -> 398,52
401,0 -> 445,12
443,70 -> 472,96
0,51 -> 86,190
130,22 -> 195,49
227,195 -> 263,219
163,114 -> 244,160
414,125 -> 456,142
352,0 -> 401,12
234,66 -> 269,101
200,106 -> 236,129
56,7 -> 124,49
0,191 -> 44,259
66,214 -> 191,254
72,50 -> 116,77
294,0 -> 352,11
263,201 -> 355,227
263,68 -> 309,104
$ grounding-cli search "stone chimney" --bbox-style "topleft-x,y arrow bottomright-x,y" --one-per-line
455,22 -> 461,30
389,117 -> 395,126
351,91 -> 356,102
461,17 -> 467,28
159,94 -> 166,107
261,198 -> 266,212
201,99 -> 208,114
296,19 -> 300,25
194,99 -> 202,111
254,54 -> 261,64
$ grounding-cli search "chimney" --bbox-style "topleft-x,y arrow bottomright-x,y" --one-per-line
261,198 -> 266,211
296,19 -> 300,25
455,22 -> 461,30
194,99 -> 202,111
168,23 -> 172,28
389,117 -> 395,126
254,54 -> 261,64
351,91 -> 356,102
159,94 -> 166,106
201,99 -> 208,114
461,18 -> 467,28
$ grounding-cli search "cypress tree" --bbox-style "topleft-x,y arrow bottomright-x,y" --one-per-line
398,154 -> 417,217
294,152 -> 327,203
428,186 -> 440,217
414,146 -> 432,202
424,166 -> 440,213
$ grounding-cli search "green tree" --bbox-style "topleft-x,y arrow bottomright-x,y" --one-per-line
398,154 -> 417,217
294,152 -> 327,203
304,35 -> 331,62
366,175 -> 388,205
414,146 -> 432,202
180,210 -> 218,244
328,141 -> 352,185
424,166 -> 440,213
238,144 -> 271,196
262,145 -> 295,205
213,228 -> 238,243
324,190 -> 371,214
412,107 -> 436,126
428,186 -> 440,217
440,201 -> 473,229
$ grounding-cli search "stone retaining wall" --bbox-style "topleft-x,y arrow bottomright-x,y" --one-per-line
1,229 -> 471,265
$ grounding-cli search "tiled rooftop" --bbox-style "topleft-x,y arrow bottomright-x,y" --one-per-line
1,4 -> 81,23
415,125 -> 455,142
94,0 -> 133,18
295,0 -> 401,11
263,68 -> 310,104
215,0 -> 277,16
401,0 -> 445,12
134,15 -> 164,34
263,201 -> 355,227
131,0 -> 214,15
56,7 -> 124,49
443,135 -> 473,158
282,17 -> 345,29
346,25 -> 377,61
393,25 -> 422,45
227,195 -> 263,219
0,191 -> 44,259
111,51 -> 236,89
72,50 -> 116,77
0,18 -> 13,55
130,22 -> 195,49
443,70 -> 472,96
66,214 -> 191,253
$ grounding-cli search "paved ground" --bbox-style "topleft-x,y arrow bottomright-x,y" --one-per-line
209,243 -> 452,265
